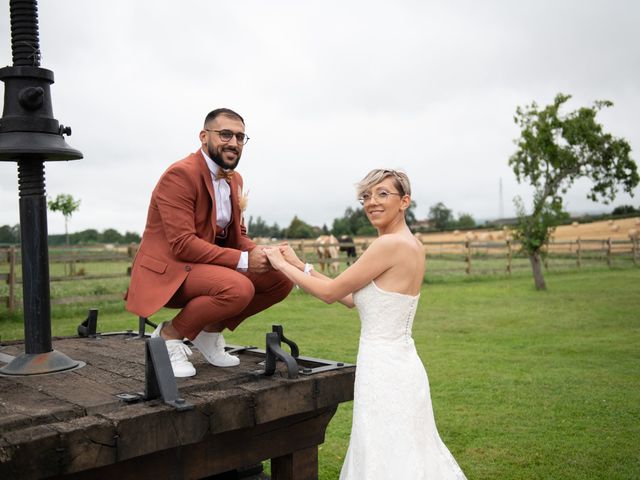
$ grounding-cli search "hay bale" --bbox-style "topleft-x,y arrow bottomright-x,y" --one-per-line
607,219 -> 614,225
453,230 -> 460,236
610,224 -> 620,232
572,221 -> 579,227
628,228 -> 638,239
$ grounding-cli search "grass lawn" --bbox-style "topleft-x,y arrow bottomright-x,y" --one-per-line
1,268 -> 639,479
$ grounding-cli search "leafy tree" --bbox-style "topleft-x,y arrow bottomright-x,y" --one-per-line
611,205 -> 637,215
248,216 -> 267,237
428,202 -> 454,231
101,228 -> 123,244
456,213 -> 476,229
73,228 -> 99,244
510,93 -> 639,289
0,224 -> 20,244
123,231 -> 141,243
331,207 -> 375,236
48,193 -> 81,245
406,200 -> 418,230
284,215 -> 315,239
332,216 -> 351,236
248,216 -> 282,238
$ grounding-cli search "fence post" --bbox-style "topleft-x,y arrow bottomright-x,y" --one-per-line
299,240 -> 306,262
8,245 -> 16,313
606,237 -> 612,267
465,241 -> 471,275
506,239 -> 512,275
576,237 -> 581,269
127,242 -> 139,276
633,237 -> 639,266
543,240 -> 549,270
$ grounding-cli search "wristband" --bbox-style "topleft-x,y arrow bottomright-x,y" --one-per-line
303,263 -> 314,275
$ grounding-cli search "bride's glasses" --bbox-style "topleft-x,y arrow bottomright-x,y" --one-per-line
358,191 -> 403,206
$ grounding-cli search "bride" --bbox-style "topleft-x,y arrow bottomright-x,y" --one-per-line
264,169 -> 466,479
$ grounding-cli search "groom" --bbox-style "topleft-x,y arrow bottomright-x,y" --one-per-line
125,108 -> 294,377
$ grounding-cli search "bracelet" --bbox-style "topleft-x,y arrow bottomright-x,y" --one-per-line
303,263 -> 314,275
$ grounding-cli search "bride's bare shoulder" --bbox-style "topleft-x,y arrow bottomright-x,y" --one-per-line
370,233 -> 421,252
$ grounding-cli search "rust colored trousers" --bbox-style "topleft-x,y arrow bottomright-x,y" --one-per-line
165,264 -> 293,340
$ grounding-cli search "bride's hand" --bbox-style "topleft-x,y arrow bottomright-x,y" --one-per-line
263,247 -> 288,271
278,243 -> 304,270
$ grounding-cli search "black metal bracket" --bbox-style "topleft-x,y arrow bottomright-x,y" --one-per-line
115,337 -> 193,411
297,355 -> 354,375
144,337 -> 193,411
77,309 -> 98,338
272,324 -> 299,358
264,332 -> 299,379
226,345 -> 259,355
132,316 -> 157,339
254,324 -> 354,378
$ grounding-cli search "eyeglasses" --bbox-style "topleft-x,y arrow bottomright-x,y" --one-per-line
358,191 -> 403,205
205,129 -> 250,145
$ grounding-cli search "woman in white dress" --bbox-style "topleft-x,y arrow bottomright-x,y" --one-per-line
264,169 -> 466,480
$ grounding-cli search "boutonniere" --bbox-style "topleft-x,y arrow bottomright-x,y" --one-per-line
238,187 -> 249,212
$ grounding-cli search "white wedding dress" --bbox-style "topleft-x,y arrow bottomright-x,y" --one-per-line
339,281 -> 467,480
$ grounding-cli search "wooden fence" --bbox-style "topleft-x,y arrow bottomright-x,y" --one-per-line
1,237 -> 638,313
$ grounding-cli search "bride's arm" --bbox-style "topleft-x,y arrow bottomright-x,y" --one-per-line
265,237 -> 395,304
277,244 -> 355,307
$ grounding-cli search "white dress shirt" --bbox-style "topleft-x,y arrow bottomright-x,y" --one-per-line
201,149 -> 248,271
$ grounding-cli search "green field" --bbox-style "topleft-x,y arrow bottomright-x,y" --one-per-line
1,268 -> 639,479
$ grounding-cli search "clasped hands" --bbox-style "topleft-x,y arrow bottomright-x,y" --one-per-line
248,243 -> 302,273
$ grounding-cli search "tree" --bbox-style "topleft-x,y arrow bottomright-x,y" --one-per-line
247,216 -> 282,238
101,228 -> 123,244
0,224 -> 19,244
331,207 -> 376,237
510,93 -> 638,290
428,202 -> 454,231
611,205 -> 637,215
123,231 -> 141,243
456,213 -> 476,229
48,193 -> 81,245
73,228 -> 99,244
406,200 -> 418,230
284,215 -> 315,239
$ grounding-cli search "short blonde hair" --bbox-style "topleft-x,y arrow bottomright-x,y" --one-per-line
356,169 -> 411,199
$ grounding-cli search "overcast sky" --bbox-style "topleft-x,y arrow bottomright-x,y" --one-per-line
1,0 -> 639,235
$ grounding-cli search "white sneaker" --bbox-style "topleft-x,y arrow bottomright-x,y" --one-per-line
150,321 -> 166,338
192,331 -> 240,367
149,321 -> 196,377
165,340 -> 196,377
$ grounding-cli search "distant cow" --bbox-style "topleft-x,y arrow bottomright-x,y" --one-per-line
339,235 -> 357,265
316,235 -> 340,274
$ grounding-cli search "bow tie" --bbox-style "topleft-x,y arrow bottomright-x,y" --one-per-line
216,169 -> 234,182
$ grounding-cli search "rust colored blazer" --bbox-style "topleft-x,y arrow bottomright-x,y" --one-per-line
125,150 -> 256,318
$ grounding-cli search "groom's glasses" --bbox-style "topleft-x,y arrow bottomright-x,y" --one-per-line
205,129 -> 250,145
358,191 -> 403,205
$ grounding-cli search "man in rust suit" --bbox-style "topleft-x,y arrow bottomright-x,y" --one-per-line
126,108 -> 293,377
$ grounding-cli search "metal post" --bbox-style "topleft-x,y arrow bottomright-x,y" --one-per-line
8,246 -> 16,313
0,0 -> 83,375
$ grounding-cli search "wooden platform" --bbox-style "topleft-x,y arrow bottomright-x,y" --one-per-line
0,334 -> 355,480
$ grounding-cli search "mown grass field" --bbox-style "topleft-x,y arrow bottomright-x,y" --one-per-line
1,267 -> 638,479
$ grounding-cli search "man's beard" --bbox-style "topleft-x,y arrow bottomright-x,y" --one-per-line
208,144 -> 241,170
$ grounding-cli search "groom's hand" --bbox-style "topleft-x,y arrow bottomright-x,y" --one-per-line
248,246 -> 271,273
278,243 -> 305,270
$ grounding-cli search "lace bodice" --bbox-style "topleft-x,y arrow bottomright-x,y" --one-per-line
353,281 -> 420,344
